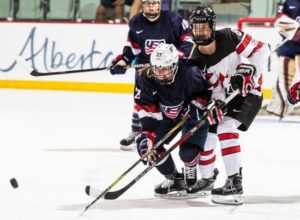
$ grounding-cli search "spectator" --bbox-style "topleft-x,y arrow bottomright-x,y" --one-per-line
95,0 -> 134,23
129,0 -> 170,19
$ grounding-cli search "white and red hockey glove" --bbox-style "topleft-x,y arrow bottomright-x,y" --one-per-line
230,63 -> 256,97
288,81 -> 300,105
206,99 -> 225,125
190,97 -> 209,111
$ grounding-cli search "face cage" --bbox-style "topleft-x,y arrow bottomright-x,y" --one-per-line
151,64 -> 178,85
142,1 -> 161,21
191,22 -> 215,46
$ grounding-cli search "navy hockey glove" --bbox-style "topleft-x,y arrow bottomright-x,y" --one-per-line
136,131 -> 157,164
288,81 -> 300,104
230,64 -> 256,97
109,54 -> 129,75
206,99 -> 225,125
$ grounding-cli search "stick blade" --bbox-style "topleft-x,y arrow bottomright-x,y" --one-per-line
30,70 -> 44,76
104,187 -> 127,200
85,185 -> 104,198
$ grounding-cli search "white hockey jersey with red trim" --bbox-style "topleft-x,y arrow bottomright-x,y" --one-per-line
190,28 -> 271,99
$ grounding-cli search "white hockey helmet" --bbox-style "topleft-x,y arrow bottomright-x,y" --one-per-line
142,0 -> 161,22
150,43 -> 179,85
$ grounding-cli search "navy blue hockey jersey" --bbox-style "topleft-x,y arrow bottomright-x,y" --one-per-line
278,0 -> 300,22
134,63 -> 209,133
123,11 -> 193,64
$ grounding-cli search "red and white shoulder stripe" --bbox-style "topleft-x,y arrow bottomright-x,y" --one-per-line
236,34 -> 266,58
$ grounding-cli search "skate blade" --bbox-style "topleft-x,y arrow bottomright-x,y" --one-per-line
120,143 -> 137,151
154,191 -> 189,200
211,194 -> 244,205
186,190 -> 211,199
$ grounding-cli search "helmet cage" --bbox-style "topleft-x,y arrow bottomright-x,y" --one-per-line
142,0 -> 161,22
150,43 -> 179,85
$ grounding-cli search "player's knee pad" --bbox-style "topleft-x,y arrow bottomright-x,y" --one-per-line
179,142 -> 200,166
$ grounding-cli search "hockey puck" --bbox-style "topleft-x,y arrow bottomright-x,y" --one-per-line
10,178 -> 18,188
85,185 -> 91,196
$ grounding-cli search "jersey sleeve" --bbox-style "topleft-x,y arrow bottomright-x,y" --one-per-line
170,12 -> 194,58
184,65 -> 211,102
122,18 -> 141,64
134,77 -> 163,133
230,28 -> 271,95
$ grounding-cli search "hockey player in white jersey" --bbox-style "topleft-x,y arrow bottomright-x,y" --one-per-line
188,6 -> 271,205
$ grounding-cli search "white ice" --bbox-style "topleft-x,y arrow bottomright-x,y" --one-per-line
0,89 -> 300,220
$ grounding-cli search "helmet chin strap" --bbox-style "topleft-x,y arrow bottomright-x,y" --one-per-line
142,12 -> 160,22
194,35 -> 214,46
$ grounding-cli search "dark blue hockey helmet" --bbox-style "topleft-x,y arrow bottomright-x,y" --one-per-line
189,6 -> 216,45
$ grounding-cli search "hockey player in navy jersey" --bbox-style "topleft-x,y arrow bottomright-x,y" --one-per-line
188,6 -> 270,205
109,0 -> 193,150
266,0 -> 300,117
134,43 -> 223,197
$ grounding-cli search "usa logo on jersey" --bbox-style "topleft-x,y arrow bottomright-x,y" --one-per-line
145,39 -> 165,55
160,102 -> 183,119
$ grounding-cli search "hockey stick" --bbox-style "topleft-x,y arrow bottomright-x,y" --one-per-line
103,89 -> 240,201
30,63 -> 149,76
30,66 -> 109,76
79,114 -> 189,216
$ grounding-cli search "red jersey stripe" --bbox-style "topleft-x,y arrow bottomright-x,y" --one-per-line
134,103 -> 160,113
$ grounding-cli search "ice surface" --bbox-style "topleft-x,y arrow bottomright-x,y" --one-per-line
0,89 -> 300,220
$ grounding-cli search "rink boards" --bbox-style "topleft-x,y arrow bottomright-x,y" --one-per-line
0,21 -> 276,98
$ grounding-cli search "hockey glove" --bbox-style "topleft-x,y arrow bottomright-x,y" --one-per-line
109,54 -> 129,75
206,99 -> 225,125
191,97 -> 209,111
288,81 -> 300,105
136,131 -> 157,164
229,63 -> 256,97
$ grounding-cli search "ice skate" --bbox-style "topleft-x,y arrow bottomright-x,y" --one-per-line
211,168 -> 244,205
185,165 -> 197,187
186,168 -> 219,198
119,131 -> 140,151
154,173 -> 186,199
164,165 -> 197,200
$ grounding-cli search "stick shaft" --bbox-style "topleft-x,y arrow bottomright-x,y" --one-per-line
30,63 -> 149,76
